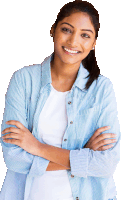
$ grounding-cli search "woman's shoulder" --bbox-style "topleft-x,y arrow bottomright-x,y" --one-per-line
9,64 -> 42,95
11,64 -> 42,87
89,74 -> 114,99
96,74 -> 113,89
13,64 -> 42,77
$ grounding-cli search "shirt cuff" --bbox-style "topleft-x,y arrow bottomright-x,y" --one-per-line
28,155 -> 50,177
69,148 -> 90,178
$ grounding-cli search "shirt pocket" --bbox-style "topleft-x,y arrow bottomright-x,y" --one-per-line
77,104 -> 100,133
75,104 -> 101,148
78,93 -> 100,116
78,104 -> 100,116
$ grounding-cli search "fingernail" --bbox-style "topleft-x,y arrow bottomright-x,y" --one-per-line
106,126 -> 110,128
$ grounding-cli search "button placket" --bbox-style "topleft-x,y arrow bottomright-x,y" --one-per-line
68,99 -> 73,125
64,93 -> 74,145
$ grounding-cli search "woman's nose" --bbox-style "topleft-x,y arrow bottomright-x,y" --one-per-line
67,33 -> 79,47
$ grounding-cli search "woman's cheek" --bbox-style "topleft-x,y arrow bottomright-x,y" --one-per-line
83,40 -> 92,49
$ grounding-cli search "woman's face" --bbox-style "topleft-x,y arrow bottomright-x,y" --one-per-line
52,12 -> 96,66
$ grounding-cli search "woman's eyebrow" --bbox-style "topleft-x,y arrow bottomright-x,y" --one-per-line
60,22 -> 74,28
60,22 -> 94,34
81,29 -> 94,34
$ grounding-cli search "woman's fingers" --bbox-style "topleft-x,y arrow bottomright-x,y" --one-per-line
84,126 -> 117,151
97,144 -> 114,151
98,138 -> 117,145
2,132 -> 20,140
93,133 -> 117,145
6,120 -> 27,130
2,127 -> 21,135
89,126 -> 111,142
94,138 -> 117,150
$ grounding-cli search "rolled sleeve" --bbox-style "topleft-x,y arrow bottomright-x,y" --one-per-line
69,78 -> 120,178
70,148 -> 89,178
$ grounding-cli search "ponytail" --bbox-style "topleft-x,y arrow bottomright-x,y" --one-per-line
82,50 -> 100,90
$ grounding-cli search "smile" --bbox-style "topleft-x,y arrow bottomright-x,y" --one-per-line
62,46 -> 80,54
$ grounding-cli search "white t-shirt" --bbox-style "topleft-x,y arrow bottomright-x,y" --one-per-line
29,84 -> 74,200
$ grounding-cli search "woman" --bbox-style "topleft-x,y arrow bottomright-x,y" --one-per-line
0,0 -> 120,200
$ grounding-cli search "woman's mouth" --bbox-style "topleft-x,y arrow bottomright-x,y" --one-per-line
62,46 -> 81,55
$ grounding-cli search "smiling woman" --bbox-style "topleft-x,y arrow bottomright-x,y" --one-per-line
0,1 -> 120,200
53,12 -> 96,60
50,2 -> 99,92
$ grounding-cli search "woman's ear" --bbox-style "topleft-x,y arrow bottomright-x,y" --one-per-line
50,23 -> 55,38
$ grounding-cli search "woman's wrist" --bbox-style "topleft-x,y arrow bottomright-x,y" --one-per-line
46,161 -> 70,171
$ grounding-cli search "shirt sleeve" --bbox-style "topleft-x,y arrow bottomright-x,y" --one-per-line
69,78 -> 121,178
0,69 -> 49,177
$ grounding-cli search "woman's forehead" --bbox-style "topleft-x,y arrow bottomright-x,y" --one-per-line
58,12 -> 95,31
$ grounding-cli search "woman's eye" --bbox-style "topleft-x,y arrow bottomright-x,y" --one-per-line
81,33 -> 90,38
61,27 -> 71,33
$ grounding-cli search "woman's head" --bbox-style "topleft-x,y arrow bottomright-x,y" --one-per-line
50,11 -> 96,67
50,0 -> 100,90
50,0 -> 100,40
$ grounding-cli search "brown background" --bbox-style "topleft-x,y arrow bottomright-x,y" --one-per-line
0,0 -> 121,200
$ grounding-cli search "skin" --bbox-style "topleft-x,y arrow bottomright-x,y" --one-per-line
1,12 -> 117,171
2,121 -> 117,170
50,12 -> 96,91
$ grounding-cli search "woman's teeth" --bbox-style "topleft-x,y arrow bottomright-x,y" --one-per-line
64,47 -> 79,54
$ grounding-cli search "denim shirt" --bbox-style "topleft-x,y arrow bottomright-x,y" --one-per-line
0,52 -> 120,200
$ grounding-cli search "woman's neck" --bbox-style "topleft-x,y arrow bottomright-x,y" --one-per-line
50,59 -> 80,83
51,57 -> 79,92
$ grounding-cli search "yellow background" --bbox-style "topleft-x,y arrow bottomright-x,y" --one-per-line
0,0 -> 121,200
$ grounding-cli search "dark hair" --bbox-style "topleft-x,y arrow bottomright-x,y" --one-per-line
50,0 -> 101,90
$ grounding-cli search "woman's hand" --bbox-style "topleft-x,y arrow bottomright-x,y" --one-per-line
1,120 -> 41,156
84,126 -> 117,151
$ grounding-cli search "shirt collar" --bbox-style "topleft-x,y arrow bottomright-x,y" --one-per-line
41,52 -> 89,92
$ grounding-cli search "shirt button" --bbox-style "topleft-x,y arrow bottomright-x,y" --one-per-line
76,197 -> 79,200
64,139 -> 67,141
68,101 -> 71,104
70,121 -> 73,124
71,174 -> 74,178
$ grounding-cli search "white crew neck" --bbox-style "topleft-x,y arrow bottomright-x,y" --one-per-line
51,84 -> 70,94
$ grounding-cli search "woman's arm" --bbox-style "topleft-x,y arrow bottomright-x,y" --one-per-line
46,161 -> 70,171
70,78 -> 121,178
4,120 -> 116,172
31,78 -> 121,175
1,68 -> 51,176
2,121 -> 70,172
36,78 -> 121,177
37,126 -> 117,170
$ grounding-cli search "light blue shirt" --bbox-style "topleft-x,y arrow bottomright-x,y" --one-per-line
0,52 -> 120,200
